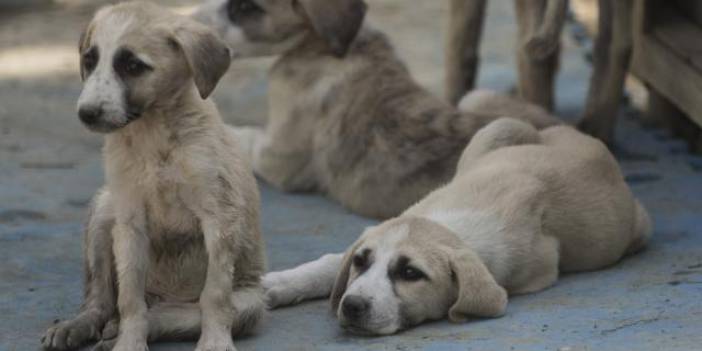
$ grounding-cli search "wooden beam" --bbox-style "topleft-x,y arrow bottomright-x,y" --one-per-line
632,34 -> 702,127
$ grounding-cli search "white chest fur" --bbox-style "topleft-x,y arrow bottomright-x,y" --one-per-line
104,124 -> 200,235
420,208 -> 512,283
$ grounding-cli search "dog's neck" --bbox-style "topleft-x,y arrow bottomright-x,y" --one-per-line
408,210 -> 511,284
102,85 -> 216,173
108,86 -> 209,139
274,26 -> 486,140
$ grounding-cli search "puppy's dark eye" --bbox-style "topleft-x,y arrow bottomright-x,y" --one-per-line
82,47 -> 99,74
352,254 -> 368,271
398,266 -> 426,282
114,48 -> 152,78
227,0 -> 264,23
124,57 -> 149,76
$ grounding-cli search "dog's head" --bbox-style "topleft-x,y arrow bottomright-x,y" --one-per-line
77,1 -> 231,133
330,217 -> 507,335
193,0 -> 367,59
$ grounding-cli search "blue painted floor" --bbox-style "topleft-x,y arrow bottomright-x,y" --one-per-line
1,1 -> 701,350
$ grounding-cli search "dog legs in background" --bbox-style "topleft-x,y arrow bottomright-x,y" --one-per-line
42,191 -> 117,351
524,0 -> 568,61
515,0 -> 567,112
263,253 -> 343,308
446,0 -> 566,111
578,0 -> 634,144
445,0 -> 487,105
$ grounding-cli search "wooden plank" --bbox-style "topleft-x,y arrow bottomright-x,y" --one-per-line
673,0 -> 702,27
652,5 -> 702,72
632,34 -> 702,128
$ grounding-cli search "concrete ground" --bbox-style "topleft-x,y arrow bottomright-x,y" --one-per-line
1,1 -> 701,350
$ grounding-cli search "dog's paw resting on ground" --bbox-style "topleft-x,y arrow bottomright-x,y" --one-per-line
41,317 -> 100,350
111,336 -> 148,351
91,338 -> 117,351
262,273 -> 303,308
261,272 -> 319,309
195,333 -> 237,351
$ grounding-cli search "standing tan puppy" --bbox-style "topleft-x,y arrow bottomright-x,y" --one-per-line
195,0 -> 560,219
41,3 -> 265,351
265,119 -> 651,335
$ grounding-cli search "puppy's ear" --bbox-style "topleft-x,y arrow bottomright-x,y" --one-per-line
447,246 -> 508,322
171,21 -> 231,99
78,22 -> 95,81
294,0 -> 367,57
330,237 -> 365,311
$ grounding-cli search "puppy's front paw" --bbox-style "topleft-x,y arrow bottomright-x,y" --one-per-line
262,274 -> 303,308
91,338 -> 117,351
111,336 -> 148,351
195,332 -> 237,351
42,318 -> 99,350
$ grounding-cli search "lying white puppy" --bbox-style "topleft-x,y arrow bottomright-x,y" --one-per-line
264,118 -> 652,335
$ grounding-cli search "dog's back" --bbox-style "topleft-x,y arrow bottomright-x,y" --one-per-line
464,125 -> 651,272
273,28 -> 559,218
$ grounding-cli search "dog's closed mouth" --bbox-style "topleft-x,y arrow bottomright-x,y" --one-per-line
81,120 -> 127,134
340,324 -> 377,336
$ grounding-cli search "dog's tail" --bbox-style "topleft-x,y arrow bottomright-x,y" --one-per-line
626,200 -> 652,255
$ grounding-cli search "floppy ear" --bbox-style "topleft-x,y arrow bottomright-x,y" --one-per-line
330,238 -> 365,311
447,247 -> 508,322
78,22 -> 95,81
171,21 -> 231,99
295,0 -> 367,57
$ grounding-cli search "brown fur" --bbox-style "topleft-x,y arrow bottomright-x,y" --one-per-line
197,0 -> 561,219
447,0 -> 634,144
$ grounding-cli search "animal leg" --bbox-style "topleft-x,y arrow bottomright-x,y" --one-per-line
92,290 -> 264,351
42,191 -> 117,351
445,0 -> 488,105
111,212 -> 150,351
263,253 -> 343,308
578,0 -> 634,144
515,0 -> 560,111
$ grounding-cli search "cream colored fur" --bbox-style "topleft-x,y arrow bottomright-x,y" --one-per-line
41,3 -> 265,351
265,118 -> 651,335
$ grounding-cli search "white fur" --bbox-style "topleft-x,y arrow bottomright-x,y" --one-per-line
264,119 -> 651,335
419,208 -> 511,283
263,253 -> 343,307
338,224 -> 409,334
77,12 -> 134,127
192,0 -> 303,58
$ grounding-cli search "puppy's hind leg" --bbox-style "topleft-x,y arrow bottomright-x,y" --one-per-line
43,190 -> 117,351
457,118 -> 541,172
263,253 -> 343,308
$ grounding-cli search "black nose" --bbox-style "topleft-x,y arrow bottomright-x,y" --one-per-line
79,106 -> 103,125
342,295 -> 370,320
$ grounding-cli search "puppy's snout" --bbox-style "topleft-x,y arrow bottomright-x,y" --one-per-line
342,295 -> 370,320
79,105 -> 104,126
